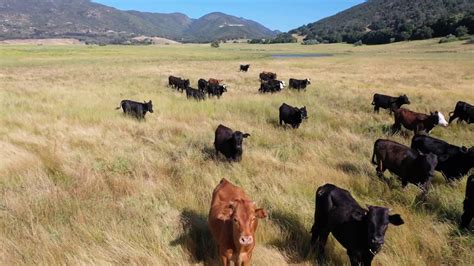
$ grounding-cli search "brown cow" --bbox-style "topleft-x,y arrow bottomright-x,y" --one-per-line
209,78 -> 224,85
392,108 -> 448,134
208,178 -> 267,266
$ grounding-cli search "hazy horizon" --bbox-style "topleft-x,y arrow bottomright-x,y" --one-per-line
92,0 -> 365,31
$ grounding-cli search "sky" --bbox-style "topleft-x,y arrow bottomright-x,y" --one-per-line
93,0 -> 365,32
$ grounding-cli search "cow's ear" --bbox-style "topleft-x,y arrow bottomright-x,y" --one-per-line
255,208 -> 267,219
389,214 -> 404,226
439,154 -> 450,161
217,202 -> 235,221
352,210 -> 366,221
243,133 -> 250,138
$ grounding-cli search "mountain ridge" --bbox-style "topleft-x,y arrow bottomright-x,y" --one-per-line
0,0 -> 278,43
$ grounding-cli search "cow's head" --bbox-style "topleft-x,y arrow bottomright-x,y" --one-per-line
300,106 -> 308,119
146,100 -> 153,113
417,152 -> 438,178
432,111 -> 448,127
398,94 -> 410,105
306,79 -> 311,85
184,79 -> 190,87
363,206 -> 404,255
218,200 -> 267,246
231,131 -> 250,161
221,84 -> 228,92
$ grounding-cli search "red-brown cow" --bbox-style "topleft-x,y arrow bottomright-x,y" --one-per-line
209,78 -> 224,85
208,179 -> 267,266
392,108 -> 448,134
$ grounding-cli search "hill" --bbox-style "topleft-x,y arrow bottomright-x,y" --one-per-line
0,0 -> 277,43
290,0 -> 474,44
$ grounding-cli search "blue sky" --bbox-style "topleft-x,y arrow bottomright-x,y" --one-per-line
93,0 -> 365,31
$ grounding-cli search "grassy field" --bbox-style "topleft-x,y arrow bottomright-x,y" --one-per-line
0,39 -> 473,265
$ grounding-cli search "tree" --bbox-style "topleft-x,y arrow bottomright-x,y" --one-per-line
455,25 -> 469,37
411,26 -> 434,40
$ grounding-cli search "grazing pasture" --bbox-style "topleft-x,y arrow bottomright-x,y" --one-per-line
0,39 -> 473,265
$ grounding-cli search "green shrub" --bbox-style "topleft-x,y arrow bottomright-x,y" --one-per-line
353,40 -> 363,46
439,34 -> 458,43
301,39 -> 319,45
210,40 -> 220,48
455,25 -> 469,37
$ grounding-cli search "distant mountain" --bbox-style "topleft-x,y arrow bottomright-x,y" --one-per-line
0,0 -> 277,43
290,0 -> 474,44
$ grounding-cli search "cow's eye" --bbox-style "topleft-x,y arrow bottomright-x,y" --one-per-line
233,218 -> 238,223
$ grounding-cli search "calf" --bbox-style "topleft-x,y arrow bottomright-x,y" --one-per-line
411,135 -> 473,181
214,124 -> 250,162
259,71 -> 277,81
461,175 -> 474,229
259,80 -> 284,93
168,75 -> 180,88
208,84 -> 227,98
311,184 -> 404,266
289,78 -> 311,91
116,100 -> 153,120
392,108 -> 448,134
198,78 -> 209,93
372,139 -> 438,195
185,86 -> 205,101
279,103 -> 308,129
372,94 -> 410,114
449,101 -> 473,124
240,64 -> 250,72
209,178 -> 267,266
176,78 -> 190,93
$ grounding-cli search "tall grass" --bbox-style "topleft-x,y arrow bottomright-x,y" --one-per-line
0,39 -> 473,265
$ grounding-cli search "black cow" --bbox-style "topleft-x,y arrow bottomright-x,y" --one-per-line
449,101 -> 473,124
240,64 -> 250,72
311,184 -> 404,266
372,94 -> 410,114
176,79 -> 190,93
259,80 -> 285,93
411,135 -> 474,181
116,100 -> 153,120
289,78 -> 311,91
461,175 -> 474,229
279,103 -> 308,129
198,79 -> 209,93
168,76 -> 189,92
214,124 -> 250,162
372,139 -> 438,195
186,86 -> 205,101
208,84 -> 227,98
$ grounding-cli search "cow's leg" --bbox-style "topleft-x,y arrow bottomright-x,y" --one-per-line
460,209 -> 472,229
376,160 -> 384,177
347,250 -> 363,266
374,105 -> 379,113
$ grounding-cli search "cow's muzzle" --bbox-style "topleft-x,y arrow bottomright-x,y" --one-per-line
239,235 -> 253,245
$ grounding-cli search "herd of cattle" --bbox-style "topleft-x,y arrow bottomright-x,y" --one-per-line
115,64 -> 473,265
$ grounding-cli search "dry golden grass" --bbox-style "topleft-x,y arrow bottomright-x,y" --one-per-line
0,39 -> 473,265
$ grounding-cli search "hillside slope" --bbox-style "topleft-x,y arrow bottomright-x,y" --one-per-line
290,0 -> 474,44
0,0 -> 277,43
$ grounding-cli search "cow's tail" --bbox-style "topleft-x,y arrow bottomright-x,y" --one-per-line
371,142 -> 378,165
115,100 -> 124,110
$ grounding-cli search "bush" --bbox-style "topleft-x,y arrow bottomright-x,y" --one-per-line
211,41 -> 220,48
455,25 -> 469,37
353,40 -> 363,46
439,34 -> 458,43
301,39 -> 319,45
